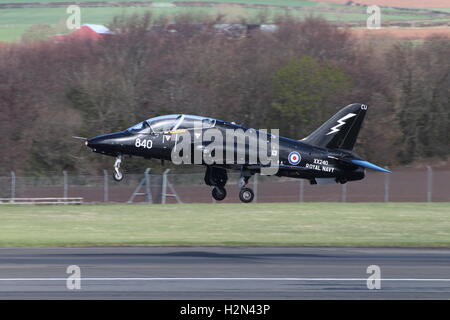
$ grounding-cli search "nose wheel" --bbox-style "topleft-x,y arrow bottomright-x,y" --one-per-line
113,155 -> 124,182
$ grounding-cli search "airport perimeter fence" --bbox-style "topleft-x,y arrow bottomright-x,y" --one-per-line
0,166 -> 449,204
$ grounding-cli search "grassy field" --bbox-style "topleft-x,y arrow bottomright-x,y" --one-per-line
0,0 -> 447,42
0,0 -> 323,4
0,202 -> 449,247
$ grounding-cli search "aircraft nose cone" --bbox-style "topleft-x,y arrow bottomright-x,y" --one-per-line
86,137 -> 104,149
86,131 -> 129,156
86,138 -> 97,148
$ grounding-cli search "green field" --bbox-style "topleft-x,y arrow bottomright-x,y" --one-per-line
0,203 -> 449,247
0,0 -> 447,42
0,0 -> 323,4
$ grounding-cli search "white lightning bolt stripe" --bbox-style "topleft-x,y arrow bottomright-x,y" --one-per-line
326,113 -> 356,135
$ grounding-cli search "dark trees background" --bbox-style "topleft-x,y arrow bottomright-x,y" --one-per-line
0,14 -> 448,175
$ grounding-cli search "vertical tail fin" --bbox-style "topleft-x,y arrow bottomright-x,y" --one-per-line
302,103 -> 367,150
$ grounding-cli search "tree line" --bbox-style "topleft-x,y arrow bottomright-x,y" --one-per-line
0,14 -> 449,176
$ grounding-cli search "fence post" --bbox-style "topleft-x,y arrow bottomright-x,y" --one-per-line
103,169 -> 109,202
384,171 -> 390,202
427,166 -> 433,202
299,180 -> 304,202
160,169 -> 181,204
63,170 -> 68,199
253,173 -> 258,203
128,168 -> 153,204
341,183 -> 347,202
161,170 -> 168,204
10,171 -> 16,203
145,169 -> 151,203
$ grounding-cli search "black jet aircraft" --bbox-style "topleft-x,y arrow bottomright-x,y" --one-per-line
83,103 -> 390,203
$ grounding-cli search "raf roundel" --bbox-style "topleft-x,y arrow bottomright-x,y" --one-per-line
288,151 -> 301,165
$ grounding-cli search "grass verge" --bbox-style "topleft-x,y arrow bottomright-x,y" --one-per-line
0,202 -> 449,247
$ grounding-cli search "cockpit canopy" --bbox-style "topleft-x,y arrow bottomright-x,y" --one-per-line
127,114 -> 216,134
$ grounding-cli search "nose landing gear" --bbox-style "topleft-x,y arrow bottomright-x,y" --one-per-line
113,155 -> 124,181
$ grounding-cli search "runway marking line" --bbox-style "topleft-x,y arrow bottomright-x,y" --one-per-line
1,278 -> 450,282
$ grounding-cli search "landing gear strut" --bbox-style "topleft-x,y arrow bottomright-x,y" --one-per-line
113,155 -> 124,181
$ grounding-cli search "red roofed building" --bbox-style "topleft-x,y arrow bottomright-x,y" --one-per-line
53,24 -> 113,42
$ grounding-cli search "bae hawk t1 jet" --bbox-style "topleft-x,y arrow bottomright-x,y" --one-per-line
83,103 -> 390,203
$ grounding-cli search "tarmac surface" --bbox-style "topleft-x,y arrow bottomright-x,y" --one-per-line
0,246 -> 449,299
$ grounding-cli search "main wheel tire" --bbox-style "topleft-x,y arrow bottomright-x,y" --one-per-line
113,170 -> 124,182
239,187 -> 254,203
212,186 -> 227,201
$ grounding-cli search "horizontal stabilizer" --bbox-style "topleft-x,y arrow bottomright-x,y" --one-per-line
351,160 -> 391,173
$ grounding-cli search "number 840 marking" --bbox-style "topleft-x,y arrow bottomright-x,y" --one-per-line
135,138 -> 153,149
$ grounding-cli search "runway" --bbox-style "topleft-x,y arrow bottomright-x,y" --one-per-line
0,246 -> 449,299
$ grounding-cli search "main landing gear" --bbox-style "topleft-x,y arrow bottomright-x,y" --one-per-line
205,167 -> 228,202
113,155 -> 124,181
204,167 -> 255,203
212,186 -> 227,201
238,175 -> 254,203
